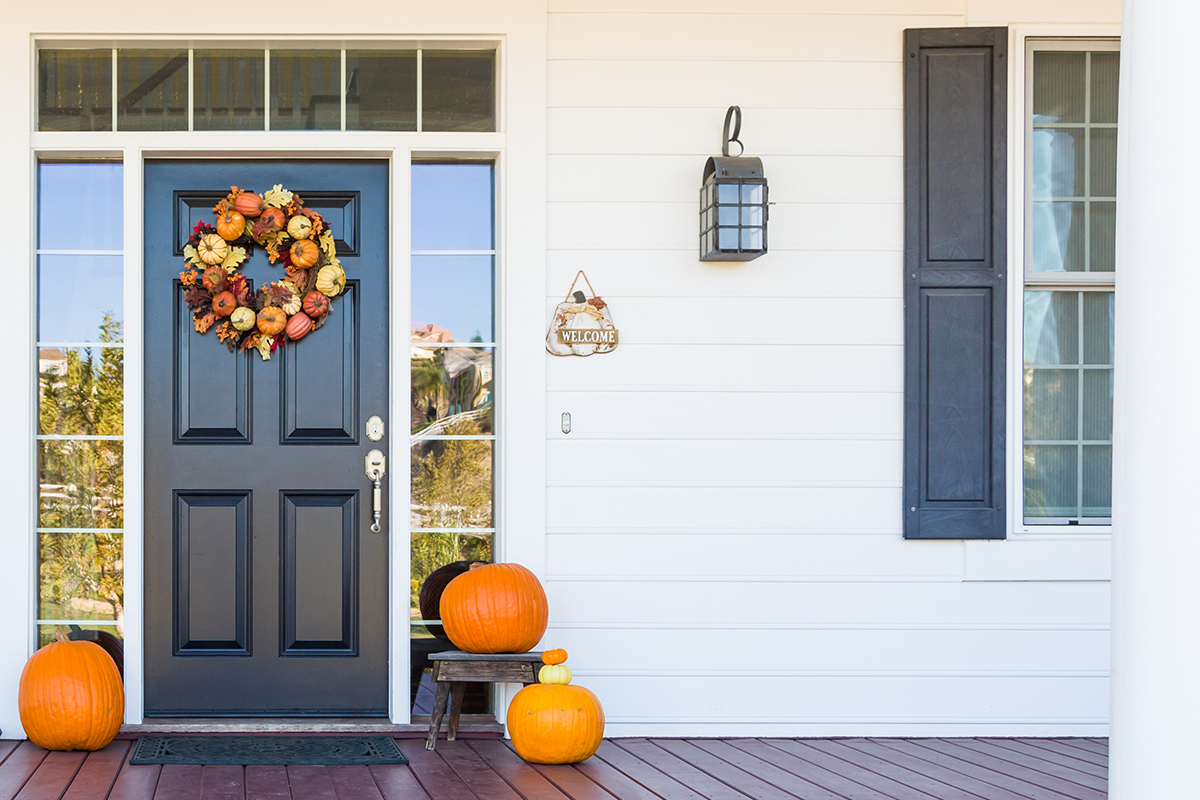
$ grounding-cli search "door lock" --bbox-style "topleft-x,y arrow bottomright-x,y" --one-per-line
365,449 -> 387,533
366,415 -> 385,442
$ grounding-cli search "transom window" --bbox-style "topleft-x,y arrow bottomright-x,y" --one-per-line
1023,41 -> 1118,525
37,47 -> 495,132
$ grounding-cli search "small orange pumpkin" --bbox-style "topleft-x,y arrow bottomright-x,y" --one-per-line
507,664 -> 604,765
201,265 -> 227,292
211,291 -> 236,317
302,291 -> 330,318
257,306 -> 287,335
216,207 -> 246,240
543,649 -> 568,666
19,638 -> 124,751
285,311 -> 313,341
290,238 -> 319,269
253,207 -> 286,238
440,563 -> 548,654
233,192 -> 264,217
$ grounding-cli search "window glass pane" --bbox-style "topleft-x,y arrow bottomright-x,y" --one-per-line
39,532 -> 123,621
194,50 -> 265,131
1023,369 -> 1078,441
1090,202 -> 1116,274
270,51 -> 341,131
38,255 -> 123,342
1082,446 -> 1113,516
1081,291 -> 1114,364
39,347 -> 124,436
1090,129 -> 1118,197
37,624 -> 122,649
1031,128 -> 1085,197
411,347 -> 494,435
411,164 -> 494,250
38,440 -> 123,530
346,51 -> 417,131
38,163 -> 123,251
410,439 -> 493,530
1031,201 -> 1084,273
1024,291 -> 1079,364
38,50 -> 112,132
412,255 -> 494,343
117,49 -> 188,131
1082,370 -> 1113,440
1033,52 -> 1085,123
422,51 -> 495,131
1024,445 -> 1077,518
1091,52 -> 1120,124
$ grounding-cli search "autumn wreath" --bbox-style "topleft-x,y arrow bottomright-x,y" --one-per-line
179,184 -> 346,360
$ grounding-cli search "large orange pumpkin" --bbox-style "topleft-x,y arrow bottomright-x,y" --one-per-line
439,563 -> 548,653
507,653 -> 604,764
19,639 -> 124,751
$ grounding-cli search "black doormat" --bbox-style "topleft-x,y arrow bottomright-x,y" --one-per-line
130,735 -> 408,766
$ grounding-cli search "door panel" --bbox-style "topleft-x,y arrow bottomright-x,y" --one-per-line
145,160 -> 389,716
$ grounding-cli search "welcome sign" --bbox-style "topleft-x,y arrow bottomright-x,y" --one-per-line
557,328 -> 619,346
546,271 -> 619,357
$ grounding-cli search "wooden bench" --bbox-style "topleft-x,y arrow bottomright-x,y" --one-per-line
425,651 -> 544,750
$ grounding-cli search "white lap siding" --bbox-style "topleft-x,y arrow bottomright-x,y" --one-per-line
544,0 -> 1120,736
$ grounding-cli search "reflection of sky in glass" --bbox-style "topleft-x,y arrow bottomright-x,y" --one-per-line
412,255 -> 493,341
1030,129 -> 1077,272
412,164 -> 493,250
39,255 -> 124,341
39,163 -> 123,251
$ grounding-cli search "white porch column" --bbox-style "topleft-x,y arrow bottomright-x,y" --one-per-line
1110,0 -> 1200,796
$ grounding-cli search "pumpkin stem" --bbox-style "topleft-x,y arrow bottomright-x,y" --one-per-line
53,627 -> 69,643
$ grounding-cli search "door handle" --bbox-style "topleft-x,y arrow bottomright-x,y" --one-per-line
365,449 -> 387,533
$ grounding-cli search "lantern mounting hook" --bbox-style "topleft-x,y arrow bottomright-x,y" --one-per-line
722,105 -> 745,158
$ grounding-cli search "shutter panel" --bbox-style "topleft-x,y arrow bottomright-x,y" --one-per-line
903,27 -> 1007,540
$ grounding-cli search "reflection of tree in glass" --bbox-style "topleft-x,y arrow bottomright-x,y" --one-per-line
38,315 -> 124,626
410,348 -> 491,434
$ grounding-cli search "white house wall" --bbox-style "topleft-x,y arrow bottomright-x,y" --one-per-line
544,0 -> 1120,736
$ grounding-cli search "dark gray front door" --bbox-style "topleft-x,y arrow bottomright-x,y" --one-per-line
144,161 -> 389,716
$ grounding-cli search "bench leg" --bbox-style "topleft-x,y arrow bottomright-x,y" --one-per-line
426,681 -> 450,751
447,683 -> 466,741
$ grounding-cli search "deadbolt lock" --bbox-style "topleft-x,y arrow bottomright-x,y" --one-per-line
366,415 -> 385,442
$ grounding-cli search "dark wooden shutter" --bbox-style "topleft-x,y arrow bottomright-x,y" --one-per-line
903,27 -> 1007,540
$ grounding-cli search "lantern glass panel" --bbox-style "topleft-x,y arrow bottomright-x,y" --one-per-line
742,228 -> 764,250
742,206 -> 763,226
719,206 -> 740,226
718,227 -> 738,250
718,184 -> 739,204
742,184 -> 764,204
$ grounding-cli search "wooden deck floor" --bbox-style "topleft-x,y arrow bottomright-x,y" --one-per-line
0,736 -> 1108,800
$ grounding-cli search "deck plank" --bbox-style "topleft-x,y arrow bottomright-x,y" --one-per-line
154,765 -> 203,800
0,743 -> 50,800
831,738 -> 1035,800
806,737 -> 1010,800
0,744 -> 19,769
327,766 -> 384,800
589,740 -> 710,800
13,750 -> 86,800
287,767 -> 337,800
526,763 -> 619,800
763,739 -> 941,799
107,744 -> 162,800
568,749 -> 666,800
435,741 -> 523,800
652,739 -> 804,800
465,740 -> 572,800
723,738 -> 894,800
401,742 -> 475,800
61,741 -> 133,800
872,739 -> 1082,800
948,740 -> 1108,794
244,766 -> 292,800
912,739 -> 1104,800
986,740 -> 1107,777
367,762 -> 431,800
609,739 -> 755,800
200,765 -> 244,800
1050,740 -> 1109,759
1012,740 -> 1108,769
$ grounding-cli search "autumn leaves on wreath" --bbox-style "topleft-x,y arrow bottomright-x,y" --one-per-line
432,562 -> 606,764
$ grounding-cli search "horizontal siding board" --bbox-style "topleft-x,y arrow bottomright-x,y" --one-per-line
547,154 -> 902,204
547,344 -> 902,392
967,0 -> 1121,24
550,1 -> 966,14
965,540 -> 1112,581
547,201 -> 902,251
547,13 -> 964,61
567,675 -> 1108,721
546,580 -> 1111,626
548,61 -> 905,109
546,391 -> 901,437
541,627 -> 1110,674
548,108 -> 902,155
547,532 -> 960,579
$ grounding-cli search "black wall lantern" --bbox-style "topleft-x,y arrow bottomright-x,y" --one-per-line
700,106 -> 768,262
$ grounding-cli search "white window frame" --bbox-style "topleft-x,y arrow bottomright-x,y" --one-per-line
15,21 -> 547,732
1006,27 -> 1119,539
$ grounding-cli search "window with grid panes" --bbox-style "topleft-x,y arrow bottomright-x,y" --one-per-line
35,162 -> 126,648
1023,43 -> 1118,525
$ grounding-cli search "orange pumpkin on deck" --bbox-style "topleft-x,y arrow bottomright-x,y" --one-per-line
507,650 -> 604,764
19,638 -> 124,751
257,306 -> 287,335
439,563 -> 548,653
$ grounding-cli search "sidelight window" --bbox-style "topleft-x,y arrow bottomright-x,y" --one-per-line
34,162 -> 125,649
1022,42 -> 1118,525
37,47 -> 495,132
